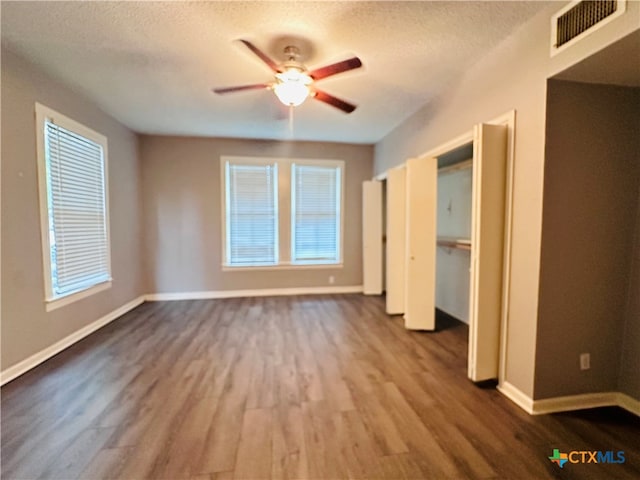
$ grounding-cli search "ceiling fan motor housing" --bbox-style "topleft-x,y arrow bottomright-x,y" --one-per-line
283,45 -> 301,61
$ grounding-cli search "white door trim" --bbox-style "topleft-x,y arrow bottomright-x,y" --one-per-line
486,110 -> 517,387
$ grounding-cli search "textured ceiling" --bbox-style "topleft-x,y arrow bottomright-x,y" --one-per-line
1,1 -> 551,144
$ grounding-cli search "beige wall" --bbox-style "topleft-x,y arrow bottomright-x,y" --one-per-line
374,4 -> 640,398
621,187 -> 640,400
535,81 -> 640,399
1,48 -> 145,370
140,136 -> 372,293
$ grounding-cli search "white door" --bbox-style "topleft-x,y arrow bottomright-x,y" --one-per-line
468,123 -> 508,381
362,180 -> 383,295
386,166 -> 406,314
404,157 -> 437,330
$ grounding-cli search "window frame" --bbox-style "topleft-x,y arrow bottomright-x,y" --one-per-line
35,102 -> 112,311
220,156 -> 344,270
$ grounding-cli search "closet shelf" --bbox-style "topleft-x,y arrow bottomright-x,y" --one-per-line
437,237 -> 472,251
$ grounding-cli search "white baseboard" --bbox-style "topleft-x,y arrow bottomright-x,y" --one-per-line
617,393 -> 640,417
497,381 -> 535,414
145,285 -> 363,302
0,295 -> 145,386
498,382 -> 640,417
532,392 -> 618,415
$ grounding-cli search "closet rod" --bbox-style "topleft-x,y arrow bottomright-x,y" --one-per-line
437,237 -> 472,251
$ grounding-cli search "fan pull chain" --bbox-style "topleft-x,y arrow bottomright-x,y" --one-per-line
289,105 -> 294,135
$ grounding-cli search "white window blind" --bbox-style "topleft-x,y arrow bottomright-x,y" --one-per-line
291,164 -> 341,264
44,120 -> 110,298
225,162 -> 278,265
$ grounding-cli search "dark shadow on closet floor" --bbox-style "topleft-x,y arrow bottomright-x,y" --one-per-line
435,307 -> 467,331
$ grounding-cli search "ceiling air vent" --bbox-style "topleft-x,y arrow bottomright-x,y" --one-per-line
551,0 -> 626,56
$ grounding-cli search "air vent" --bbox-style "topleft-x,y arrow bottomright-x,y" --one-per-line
551,0 -> 626,56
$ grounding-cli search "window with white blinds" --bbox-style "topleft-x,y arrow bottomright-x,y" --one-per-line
291,164 -> 341,264
225,162 -> 279,266
221,156 -> 343,269
36,103 -> 111,307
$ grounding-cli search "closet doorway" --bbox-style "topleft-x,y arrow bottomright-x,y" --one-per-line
402,118 -> 513,382
436,144 -> 474,325
363,114 -> 515,383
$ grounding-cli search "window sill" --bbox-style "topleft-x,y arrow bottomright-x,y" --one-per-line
222,263 -> 343,272
45,280 -> 112,312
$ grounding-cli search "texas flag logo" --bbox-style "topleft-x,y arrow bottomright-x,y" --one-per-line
549,449 -> 569,468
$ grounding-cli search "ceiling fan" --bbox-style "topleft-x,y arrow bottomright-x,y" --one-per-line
213,40 -> 363,114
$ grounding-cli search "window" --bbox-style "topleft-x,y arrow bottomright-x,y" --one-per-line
291,164 -> 341,264
221,156 -> 344,269
36,103 -> 111,310
225,161 -> 278,266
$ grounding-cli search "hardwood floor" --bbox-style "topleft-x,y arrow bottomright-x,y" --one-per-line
2,295 -> 639,479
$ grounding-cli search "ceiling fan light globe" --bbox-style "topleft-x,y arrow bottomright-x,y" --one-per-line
273,80 -> 310,107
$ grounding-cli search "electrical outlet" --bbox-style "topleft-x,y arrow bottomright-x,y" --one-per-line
580,353 -> 590,370
329,275 -> 335,284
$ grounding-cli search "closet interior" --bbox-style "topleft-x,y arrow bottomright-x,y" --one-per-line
436,144 -> 473,324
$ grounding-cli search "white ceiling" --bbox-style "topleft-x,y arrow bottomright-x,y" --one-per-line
1,1 -> 551,144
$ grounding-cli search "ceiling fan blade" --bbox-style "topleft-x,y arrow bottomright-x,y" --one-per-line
238,39 -> 280,73
212,83 -> 270,94
308,57 -> 362,81
313,90 -> 357,114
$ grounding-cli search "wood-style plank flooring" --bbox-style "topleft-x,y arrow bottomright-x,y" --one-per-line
2,295 -> 639,479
